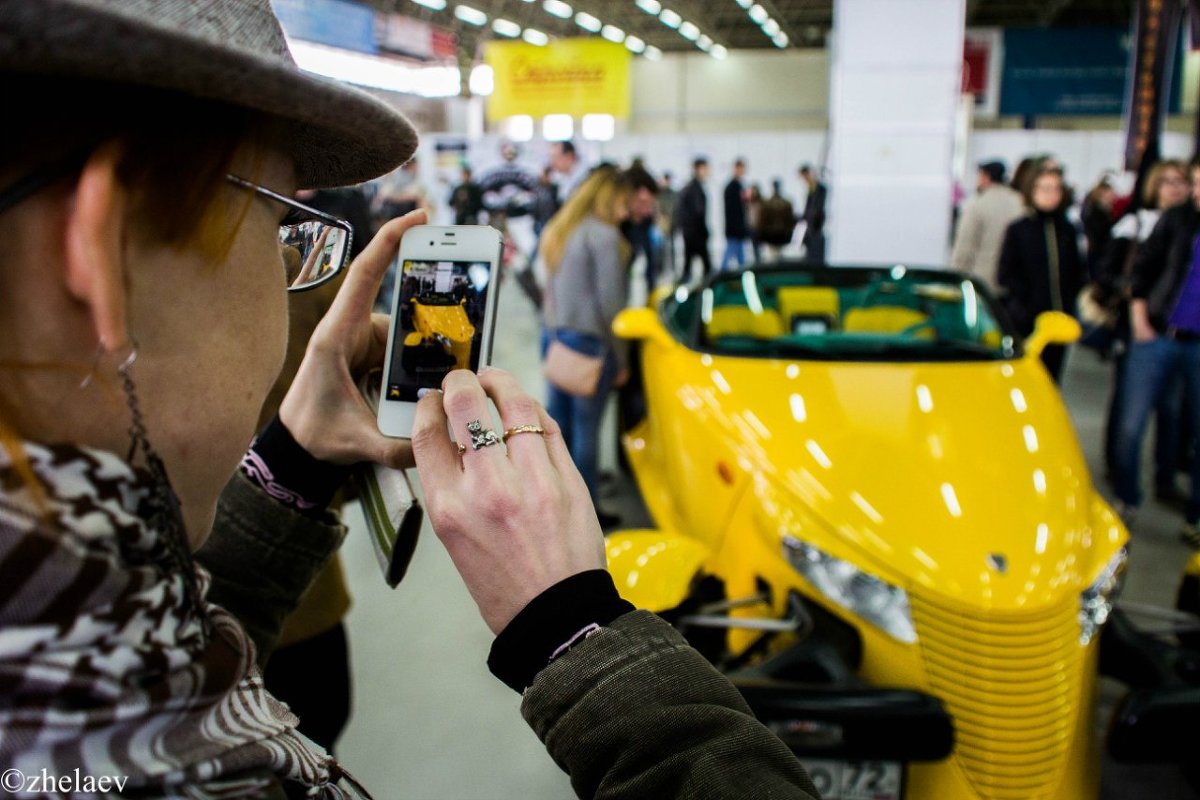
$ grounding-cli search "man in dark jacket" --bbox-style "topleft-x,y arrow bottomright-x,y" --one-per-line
721,158 -> 749,271
799,164 -> 827,263
676,157 -> 711,280
1114,159 -> 1200,547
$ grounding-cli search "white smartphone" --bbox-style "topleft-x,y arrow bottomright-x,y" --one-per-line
377,224 -> 503,438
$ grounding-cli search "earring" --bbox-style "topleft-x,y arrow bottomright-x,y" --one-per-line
78,341 -> 105,389
117,343 -> 210,643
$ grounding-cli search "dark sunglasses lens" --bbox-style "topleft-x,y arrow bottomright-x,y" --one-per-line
279,221 -> 349,290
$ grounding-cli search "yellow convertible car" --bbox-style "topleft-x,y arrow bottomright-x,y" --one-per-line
608,265 -> 1130,800
402,291 -> 476,373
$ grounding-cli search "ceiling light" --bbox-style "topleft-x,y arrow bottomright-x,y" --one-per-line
492,18 -> 521,37
735,0 -> 752,7
678,21 -> 700,40
762,18 -> 780,35
749,4 -> 768,23
543,0 -> 572,19
601,24 -> 625,43
543,114 -> 574,141
582,113 -> 615,141
574,11 -> 601,31
773,31 -> 789,48
644,45 -> 663,60
625,35 -> 646,53
711,44 -> 728,59
523,27 -> 549,45
412,0 -> 446,8
505,115 -> 534,141
469,64 -> 494,95
697,34 -> 712,49
455,5 -> 487,25
635,0 -> 662,13
659,8 -> 681,28
289,40 -> 461,96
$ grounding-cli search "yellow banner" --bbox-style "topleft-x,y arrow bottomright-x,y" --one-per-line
485,38 -> 631,121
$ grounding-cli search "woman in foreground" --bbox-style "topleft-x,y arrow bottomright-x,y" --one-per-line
0,1 -> 817,798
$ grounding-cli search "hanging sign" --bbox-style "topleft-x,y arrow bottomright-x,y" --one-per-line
485,38 -> 631,121
1123,0 -> 1183,172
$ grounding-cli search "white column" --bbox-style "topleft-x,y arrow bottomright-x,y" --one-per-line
826,0 -> 965,266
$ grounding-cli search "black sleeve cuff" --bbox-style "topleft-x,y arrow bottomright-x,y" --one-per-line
241,415 -> 352,516
488,569 -> 635,693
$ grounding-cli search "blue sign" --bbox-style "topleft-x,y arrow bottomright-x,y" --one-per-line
1000,28 -> 1143,116
271,0 -> 377,54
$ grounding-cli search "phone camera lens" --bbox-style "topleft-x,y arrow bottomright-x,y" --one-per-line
429,241 -> 435,246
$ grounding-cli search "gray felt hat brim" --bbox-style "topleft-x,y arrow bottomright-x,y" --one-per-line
0,0 -> 419,188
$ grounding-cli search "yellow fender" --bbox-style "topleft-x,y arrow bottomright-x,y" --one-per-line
606,529 -> 711,612
403,331 -> 423,347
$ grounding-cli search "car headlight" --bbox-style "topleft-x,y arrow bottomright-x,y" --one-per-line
782,536 -> 917,643
1079,546 -> 1127,645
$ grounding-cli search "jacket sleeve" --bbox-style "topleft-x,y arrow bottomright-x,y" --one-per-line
521,611 -> 821,800
196,471 -> 346,668
1130,209 -> 1175,300
950,202 -> 982,272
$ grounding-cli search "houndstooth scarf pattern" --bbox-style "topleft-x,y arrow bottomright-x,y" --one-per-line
0,441 -> 362,799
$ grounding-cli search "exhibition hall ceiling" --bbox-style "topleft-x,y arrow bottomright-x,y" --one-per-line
365,0 -> 1136,58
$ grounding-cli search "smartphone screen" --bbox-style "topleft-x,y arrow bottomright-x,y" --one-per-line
384,258 -> 494,402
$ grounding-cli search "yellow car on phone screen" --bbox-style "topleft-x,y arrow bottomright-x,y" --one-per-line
608,265 -> 1129,800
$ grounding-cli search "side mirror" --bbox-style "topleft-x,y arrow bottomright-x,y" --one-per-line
614,308 -> 673,348
1025,311 -> 1081,357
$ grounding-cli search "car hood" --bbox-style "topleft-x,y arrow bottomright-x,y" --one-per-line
691,353 -> 1126,610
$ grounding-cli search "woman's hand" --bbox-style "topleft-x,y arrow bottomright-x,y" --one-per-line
1130,299 -> 1158,344
279,210 -> 427,469
411,368 -> 607,634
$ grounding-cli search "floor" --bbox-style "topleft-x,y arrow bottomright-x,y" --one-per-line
333,276 -> 1198,798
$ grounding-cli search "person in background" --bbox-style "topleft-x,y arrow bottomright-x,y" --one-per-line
677,157 -> 712,281
747,183 -> 764,264
721,158 -> 749,271
1082,175 -> 1118,280
549,139 -> 589,204
950,160 -> 1025,291
371,156 -> 430,225
1097,160 -> 1190,505
657,170 -> 679,280
799,163 -> 827,263
1114,159 -> 1200,547
539,170 -> 633,529
997,164 -> 1086,383
623,163 -> 662,294
448,163 -> 483,225
758,179 -> 797,263
532,165 -> 561,238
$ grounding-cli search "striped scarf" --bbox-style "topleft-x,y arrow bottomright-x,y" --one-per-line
0,441 -> 362,799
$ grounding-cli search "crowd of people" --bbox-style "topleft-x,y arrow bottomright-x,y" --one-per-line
951,153 -> 1200,548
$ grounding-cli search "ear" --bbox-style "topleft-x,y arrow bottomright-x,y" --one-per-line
64,141 -> 131,354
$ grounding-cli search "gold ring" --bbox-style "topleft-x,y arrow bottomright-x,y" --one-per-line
502,424 -> 546,443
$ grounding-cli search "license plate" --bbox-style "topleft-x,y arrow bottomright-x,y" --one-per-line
802,760 -> 903,800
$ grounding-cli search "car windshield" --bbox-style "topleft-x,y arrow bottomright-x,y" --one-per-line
664,266 -> 1019,362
